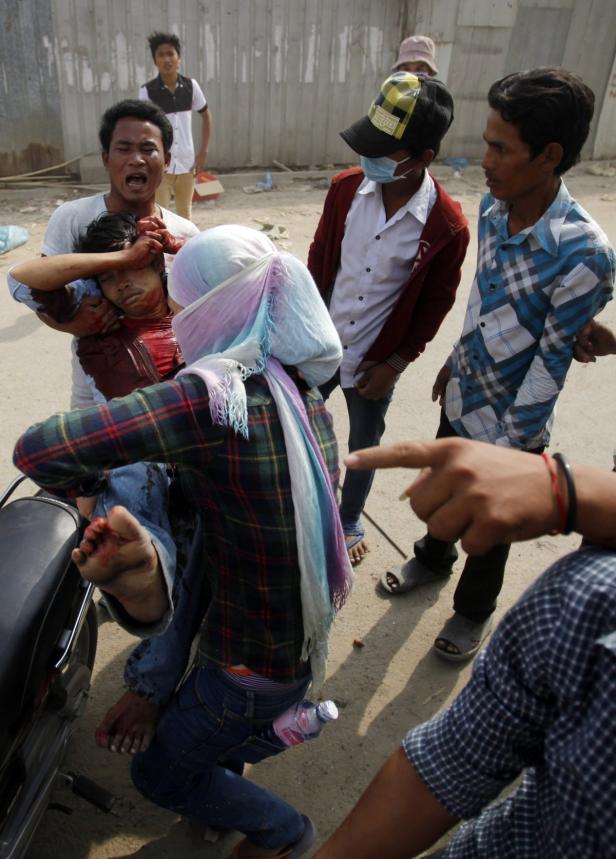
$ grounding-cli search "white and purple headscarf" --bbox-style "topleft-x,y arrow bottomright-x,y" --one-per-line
169,225 -> 353,690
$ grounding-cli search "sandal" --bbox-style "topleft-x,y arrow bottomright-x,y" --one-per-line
345,532 -> 368,566
433,612 -> 494,662
231,815 -> 315,859
379,558 -> 450,595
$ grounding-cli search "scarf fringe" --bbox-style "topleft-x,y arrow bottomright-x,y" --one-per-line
172,237 -> 353,690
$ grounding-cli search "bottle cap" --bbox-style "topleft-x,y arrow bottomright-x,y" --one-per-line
316,700 -> 339,722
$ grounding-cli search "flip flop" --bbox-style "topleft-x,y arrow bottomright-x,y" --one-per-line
433,612 -> 494,662
231,815 -> 315,859
379,558 -> 450,595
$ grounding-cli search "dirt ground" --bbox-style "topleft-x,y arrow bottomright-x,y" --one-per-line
1,160 -> 615,858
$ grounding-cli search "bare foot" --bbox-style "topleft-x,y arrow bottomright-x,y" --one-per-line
72,505 -> 168,623
345,534 -> 369,566
95,690 -> 160,755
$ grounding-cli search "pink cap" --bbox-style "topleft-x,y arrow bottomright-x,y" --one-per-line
393,35 -> 438,75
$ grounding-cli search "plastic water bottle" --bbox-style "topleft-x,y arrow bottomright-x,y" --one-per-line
256,171 -> 273,191
270,699 -> 338,747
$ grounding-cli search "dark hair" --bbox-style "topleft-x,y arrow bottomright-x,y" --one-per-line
76,213 -> 167,296
488,67 -> 594,175
404,75 -> 454,159
76,213 -> 138,254
98,99 -> 173,154
148,31 -> 181,60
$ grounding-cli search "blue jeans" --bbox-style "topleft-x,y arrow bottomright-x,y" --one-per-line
320,371 -> 393,535
131,666 -> 310,849
414,411 -> 543,622
95,463 -> 208,704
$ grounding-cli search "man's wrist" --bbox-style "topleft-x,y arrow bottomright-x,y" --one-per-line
94,249 -> 126,270
385,354 -> 409,374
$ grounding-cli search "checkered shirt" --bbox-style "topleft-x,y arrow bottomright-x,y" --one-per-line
404,546 -> 616,858
444,183 -> 615,448
13,374 -> 339,681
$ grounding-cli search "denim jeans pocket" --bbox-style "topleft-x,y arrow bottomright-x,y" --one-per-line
178,667 -> 228,717
132,685 -> 227,806
223,729 -> 287,766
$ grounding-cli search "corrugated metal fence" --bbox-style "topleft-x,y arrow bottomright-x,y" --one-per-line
1,0 -> 615,176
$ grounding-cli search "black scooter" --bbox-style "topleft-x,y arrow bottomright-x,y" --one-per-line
0,476 -> 114,859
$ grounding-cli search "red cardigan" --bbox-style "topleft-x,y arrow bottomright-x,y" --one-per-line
307,168 -> 470,369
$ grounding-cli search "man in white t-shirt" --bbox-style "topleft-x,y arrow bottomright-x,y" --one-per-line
139,31 -> 211,221
26,99 -> 198,407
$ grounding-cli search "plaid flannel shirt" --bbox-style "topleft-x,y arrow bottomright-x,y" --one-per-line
14,374 -> 340,681
444,183 -> 615,449
405,547 -> 616,858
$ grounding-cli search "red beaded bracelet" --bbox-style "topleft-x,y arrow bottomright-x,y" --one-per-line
541,452 -> 567,534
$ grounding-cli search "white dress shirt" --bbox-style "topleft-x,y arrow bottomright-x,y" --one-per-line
329,170 -> 436,387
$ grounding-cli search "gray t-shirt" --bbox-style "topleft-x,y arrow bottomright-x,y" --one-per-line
41,193 -> 199,408
42,193 -> 198,255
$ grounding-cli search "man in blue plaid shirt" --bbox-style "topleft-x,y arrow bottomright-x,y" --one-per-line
383,67 -> 615,663
316,437 -> 616,859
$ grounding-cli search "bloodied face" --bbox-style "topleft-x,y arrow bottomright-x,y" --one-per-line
97,264 -> 167,319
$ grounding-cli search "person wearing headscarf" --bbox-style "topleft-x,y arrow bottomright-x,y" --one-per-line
14,224 -> 353,859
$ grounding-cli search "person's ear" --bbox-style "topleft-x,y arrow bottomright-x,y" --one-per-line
164,150 -> 171,171
102,150 -> 109,170
541,142 -> 564,173
417,149 -> 435,169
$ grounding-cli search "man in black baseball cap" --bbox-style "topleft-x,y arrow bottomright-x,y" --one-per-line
340,71 -> 453,158
308,71 -> 468,567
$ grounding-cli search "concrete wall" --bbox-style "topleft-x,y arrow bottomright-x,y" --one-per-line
1,0 -> 615,177
0,0 -> 64,177
49,0 -> 410,173
424,0 -> 616,160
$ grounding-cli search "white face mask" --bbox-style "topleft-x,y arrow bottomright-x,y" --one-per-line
360,154 -> 413,184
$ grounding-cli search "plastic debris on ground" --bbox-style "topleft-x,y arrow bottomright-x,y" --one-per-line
244,172 -> 274,194
254,219 -> 290,247
443,157 -> 469,170
256,172 -> 273,191
0,225 -> 28,255
586,162 -> 616,177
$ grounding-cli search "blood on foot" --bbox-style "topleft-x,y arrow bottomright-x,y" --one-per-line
81,518 -> 128,569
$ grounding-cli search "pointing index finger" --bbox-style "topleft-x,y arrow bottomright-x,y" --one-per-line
345,440 -> 448,471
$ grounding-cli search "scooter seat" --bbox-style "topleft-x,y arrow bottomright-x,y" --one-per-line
0,495 -> 82,755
